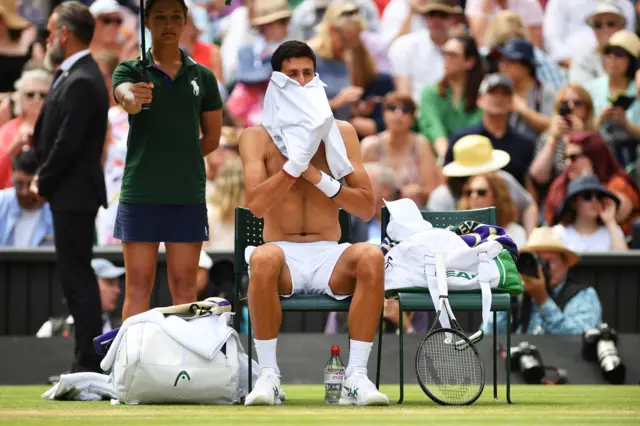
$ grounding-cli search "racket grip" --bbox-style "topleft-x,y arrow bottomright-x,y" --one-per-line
434,251 -> 448,297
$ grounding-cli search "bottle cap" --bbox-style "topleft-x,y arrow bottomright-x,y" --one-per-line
331,345 -> 340,356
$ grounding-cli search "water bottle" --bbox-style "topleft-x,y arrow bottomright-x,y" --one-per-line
324,345 -> 345,404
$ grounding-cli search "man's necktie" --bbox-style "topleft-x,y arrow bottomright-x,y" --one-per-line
52,69 -> 64,89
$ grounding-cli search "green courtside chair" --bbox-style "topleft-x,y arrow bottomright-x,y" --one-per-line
378,206 -> 514,405
233,207 -> 383,391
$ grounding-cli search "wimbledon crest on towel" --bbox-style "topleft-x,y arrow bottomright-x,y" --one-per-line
174,370 -> 191,387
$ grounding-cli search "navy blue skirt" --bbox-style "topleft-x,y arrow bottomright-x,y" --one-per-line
114,202 -> 209,243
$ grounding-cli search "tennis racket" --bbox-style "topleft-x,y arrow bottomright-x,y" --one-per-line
415,251 -> 485,406
139,0 -> 151,111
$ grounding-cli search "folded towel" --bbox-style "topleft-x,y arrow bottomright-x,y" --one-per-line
262,71 -> 354,180
383,198 -> 433,243
41,372 -> 116,401
101,310 -> 234,372
446,221 -> 519,259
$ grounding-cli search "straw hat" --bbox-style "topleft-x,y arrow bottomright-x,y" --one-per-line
0,0 -> 30,30
604,29 -> 640,58
252,0 -> 292,27
415,0 -> 463,15
520,226 -> 581,267
442,135 -> 511,177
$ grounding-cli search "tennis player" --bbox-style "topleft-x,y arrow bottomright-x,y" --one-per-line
111,0 -> 222,320
240,41 -> 389,406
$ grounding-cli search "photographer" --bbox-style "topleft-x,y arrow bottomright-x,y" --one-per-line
485,226 -> 602,335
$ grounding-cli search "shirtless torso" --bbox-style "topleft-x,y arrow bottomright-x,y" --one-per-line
239,118 -> 375,244
241,125 -> 344,243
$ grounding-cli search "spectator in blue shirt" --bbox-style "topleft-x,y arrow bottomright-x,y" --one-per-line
0,150 -> 53,247
485,226 -> 602,335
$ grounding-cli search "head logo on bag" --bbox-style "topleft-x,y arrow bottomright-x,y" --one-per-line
173,370 -> 191,387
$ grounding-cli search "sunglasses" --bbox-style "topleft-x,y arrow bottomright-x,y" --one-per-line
604,46 -> 628,58
592,20 -> 619,30
24,91 -> 48,100
562,99 -> 586,108
579,191 -> 606,202
339,9 -> 359,18
564,153 -> 585,162
424,11 -> 450,19
100,16 -> 123,26
464,188 -> 488,197
385,104 -> 414,114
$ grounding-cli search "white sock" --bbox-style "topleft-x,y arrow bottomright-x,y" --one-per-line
345,340 -> 373,377
254,338 -> 280,375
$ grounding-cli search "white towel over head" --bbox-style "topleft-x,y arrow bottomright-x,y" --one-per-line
261,71 -> 354,180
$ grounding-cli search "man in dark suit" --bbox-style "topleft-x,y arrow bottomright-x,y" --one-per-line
31,1 -> 108,374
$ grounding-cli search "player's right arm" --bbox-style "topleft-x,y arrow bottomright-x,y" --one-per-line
239,127 -> 297,218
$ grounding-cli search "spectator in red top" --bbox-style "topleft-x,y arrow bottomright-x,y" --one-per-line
0,66 -> 51,189
180,1 -> 224,84
545,131 -> 640,236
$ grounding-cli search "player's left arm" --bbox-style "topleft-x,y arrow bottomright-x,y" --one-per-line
301,121 -> 375,221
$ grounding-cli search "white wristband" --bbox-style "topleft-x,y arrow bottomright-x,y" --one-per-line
315,171 -> 341,198
282,160 -> 307,179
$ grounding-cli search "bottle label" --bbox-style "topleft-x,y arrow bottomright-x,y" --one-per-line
324,371 -> 344,384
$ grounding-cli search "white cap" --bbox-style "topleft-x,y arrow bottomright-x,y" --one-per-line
199,250 -> 213,270
89,0 -> 123,17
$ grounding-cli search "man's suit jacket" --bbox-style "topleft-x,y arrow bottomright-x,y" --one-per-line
33,54 -> 108,212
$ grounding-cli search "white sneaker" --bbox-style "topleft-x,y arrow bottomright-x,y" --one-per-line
339,368 -> 389,406
244,368 -> 283,406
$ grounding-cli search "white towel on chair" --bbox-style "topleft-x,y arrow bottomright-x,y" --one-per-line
41,372 -> 116,401
261,71 -> 354,180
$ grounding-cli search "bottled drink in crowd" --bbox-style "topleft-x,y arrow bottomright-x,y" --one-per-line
324,345 -> 345,404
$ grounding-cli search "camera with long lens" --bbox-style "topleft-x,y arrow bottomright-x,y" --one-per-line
582,323 -> 626,384
510,342 -> 546,384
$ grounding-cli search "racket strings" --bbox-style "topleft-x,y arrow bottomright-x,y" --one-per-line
417,330 -> 484,405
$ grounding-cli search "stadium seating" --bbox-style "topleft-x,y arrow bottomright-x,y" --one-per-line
379,206 -> 514,404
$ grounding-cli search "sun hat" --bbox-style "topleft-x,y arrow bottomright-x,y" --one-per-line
519,227 -> 581,267
554,174 -> 620,222
415,0 -> 463,15
442,135 -> 511,177
586,0 -> 626,27
252,0 -> 291,27
603,29 -> 640,58
0,0 -> 30,30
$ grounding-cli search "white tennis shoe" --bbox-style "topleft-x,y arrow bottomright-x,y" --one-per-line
244,368 -> 284,406
339,368 -> 390,406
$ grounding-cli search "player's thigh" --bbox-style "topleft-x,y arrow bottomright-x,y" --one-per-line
122,241 -> 160,290
165,242 -> 202,283
248,244 -> 293,295
328,243 -> 374,295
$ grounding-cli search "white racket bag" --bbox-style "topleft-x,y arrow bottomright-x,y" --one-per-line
110,320 -> 253,405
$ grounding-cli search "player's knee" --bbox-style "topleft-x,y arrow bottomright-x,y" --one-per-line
249,245 -> 285,280
357,247 -> 385,282
169,276 -> 196,303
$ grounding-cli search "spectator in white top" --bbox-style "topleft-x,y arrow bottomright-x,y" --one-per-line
465,0 -> 544,49
380,0 -> 428,43
570,1 -> 627,87
219,0 -> 259,83
543,0 -> 635,68
389,0 -> 463,103
288,0 -> 380,42
555,174 -> 628,252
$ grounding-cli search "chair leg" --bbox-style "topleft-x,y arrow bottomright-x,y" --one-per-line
248,311 -> 253,392
506,306 -> 513,404
493,311 -> 498,401
376,315 -> 383,389
398,309 -> 404,405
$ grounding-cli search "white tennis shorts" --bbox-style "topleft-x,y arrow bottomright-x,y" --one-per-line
245,241 -> 352,300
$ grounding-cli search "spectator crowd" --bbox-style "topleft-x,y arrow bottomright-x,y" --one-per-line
2,0 -> 640,336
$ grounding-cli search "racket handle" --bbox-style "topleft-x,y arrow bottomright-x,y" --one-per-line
434,251 -> 448,297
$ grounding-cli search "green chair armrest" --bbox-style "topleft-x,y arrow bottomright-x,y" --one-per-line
397,292 -> 511,311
